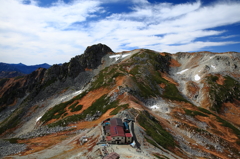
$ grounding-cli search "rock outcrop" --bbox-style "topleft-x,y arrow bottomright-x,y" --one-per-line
45,43 -> 113,80
0,44 -> 114,137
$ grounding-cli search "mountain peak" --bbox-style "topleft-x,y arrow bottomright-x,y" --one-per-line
18,63 -> 25,65
84,43 -> 113,56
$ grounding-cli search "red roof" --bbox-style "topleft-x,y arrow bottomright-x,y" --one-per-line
110,126 -> 125,137
125,133 -> 132,137
110,118 -> 123,127
105,125 -> 110,131
106,136 -> 112,141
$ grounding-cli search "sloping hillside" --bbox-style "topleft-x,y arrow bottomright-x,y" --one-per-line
0,44 -> 239,159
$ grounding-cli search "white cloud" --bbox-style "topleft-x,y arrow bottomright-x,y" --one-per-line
219,35 -> 238,39
159,30 -> 224,45
153,41 -> 239,53
0,0 -> 240,65
124,0 -> 201,23
0,0 -> 102,64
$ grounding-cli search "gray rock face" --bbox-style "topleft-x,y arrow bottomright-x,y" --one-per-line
84,111 -> 102,121
45,43 -> 113,80
156,54 -> 171,73
0,140 -> 27,158
0,43 -> 113,108
0,43 -> 113,136
18,126 -> 73,139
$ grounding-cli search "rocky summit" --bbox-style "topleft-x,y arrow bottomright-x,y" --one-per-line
0,44 -> 240,159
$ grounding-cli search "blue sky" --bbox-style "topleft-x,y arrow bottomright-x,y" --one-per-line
0,0 -> 240,65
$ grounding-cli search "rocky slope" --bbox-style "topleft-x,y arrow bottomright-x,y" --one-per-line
0,71 -> 25,79
0,44 -> 240,159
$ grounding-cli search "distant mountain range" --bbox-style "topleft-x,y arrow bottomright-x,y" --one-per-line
0,62 -> 51,78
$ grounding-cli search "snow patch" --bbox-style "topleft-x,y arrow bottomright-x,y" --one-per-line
122,53 -> 131,58
72,90 -> 82,96
109,55 -> 121,58
36,116 -> 42,122
211,65 -> 216,69
109,53 -> 131,60
150,105 -> 159,109
61,90 -> 83,102
195,74 -> 201,81
176,69 -> 189,74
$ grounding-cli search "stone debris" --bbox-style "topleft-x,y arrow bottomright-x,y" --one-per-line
18,126 -> 73,139
0,140 -> 27,158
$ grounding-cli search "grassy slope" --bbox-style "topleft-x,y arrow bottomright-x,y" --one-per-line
128,49 -> 190,103
137,110 -> 176,149
41,49 -> 191,127
47,94 -> 119,127
207,75 -> 240,112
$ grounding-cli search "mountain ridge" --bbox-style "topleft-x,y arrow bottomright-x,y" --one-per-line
0,44 -> 240,159
0,62 -> 51,78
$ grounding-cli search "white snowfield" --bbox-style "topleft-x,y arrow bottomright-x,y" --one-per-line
194,74 -> 201,81
109,53 -> 132,60
150,105 -> 159,109
176,68 -> 201,82
61,90 -> 83,102
211,65 -> 216,69
176,69 -> 189,74
36,116 -> 42,122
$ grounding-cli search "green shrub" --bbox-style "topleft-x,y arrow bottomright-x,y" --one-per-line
216,116 -> 240,137
70,103 -> 83,112
110,104 -> 129,115
153,154 -> 169,159
184,109 -> 208,117
130,66 -> 140,75
0,108 -> 23,134
198,106 -> 240,138
40,91 -> 87,123
152,71 -> 190,103
89,66 -> 125,90
198,107 -> 213,115
82,94 -> 119,116
0,78 -> 9,87
4,138 -> 21,144
207,75 -> 240,112
137,111 -> 175,149
42,78 -> 57,89
48,94 -> 120,127
145,137 -> 161,149
14,76 -> 25,80
162,83 -> 189,103
131,76 -> 158,98
208,76 -> 218,83
236,140 -> 240,145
